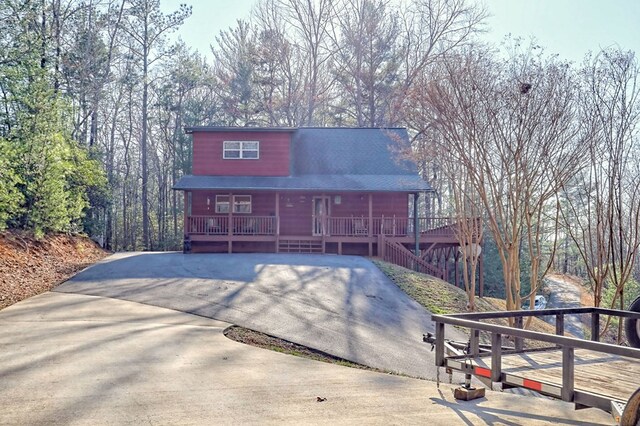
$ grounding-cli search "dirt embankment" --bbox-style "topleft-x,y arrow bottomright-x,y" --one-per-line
0,231 -> 108,310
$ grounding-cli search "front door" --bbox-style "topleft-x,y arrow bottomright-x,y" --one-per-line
312,196 -> 331,236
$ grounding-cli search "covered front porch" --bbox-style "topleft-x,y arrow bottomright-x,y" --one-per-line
182,189 -> 458,253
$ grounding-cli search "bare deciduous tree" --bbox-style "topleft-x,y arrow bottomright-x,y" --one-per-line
561,49 -> 640,323
410,44 -> 582,311
277,0 -> 336,125
330,0 -> 400,126
393,0 -> 487,124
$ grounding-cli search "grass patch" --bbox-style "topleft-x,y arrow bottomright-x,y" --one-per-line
372,259 -> 503,314
224,325 -> 393,373
372,259 -> 560,348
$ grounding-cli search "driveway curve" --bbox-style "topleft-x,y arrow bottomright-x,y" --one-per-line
545,275 -> 585,338
56,252 -> 459,380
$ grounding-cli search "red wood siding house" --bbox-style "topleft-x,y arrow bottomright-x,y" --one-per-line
174,127 -> 482,293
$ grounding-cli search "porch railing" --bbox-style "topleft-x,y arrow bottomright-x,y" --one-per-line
374,217 -> 410,237
327,216 -> 458,237
187,215 -> 276,236
186,215 -> 462,238
327,216 -> 410,237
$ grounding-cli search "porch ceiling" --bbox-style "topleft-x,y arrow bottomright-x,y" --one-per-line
173,174 -> 432,193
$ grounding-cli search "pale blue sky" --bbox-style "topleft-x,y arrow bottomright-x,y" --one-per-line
161,0 -> 640,64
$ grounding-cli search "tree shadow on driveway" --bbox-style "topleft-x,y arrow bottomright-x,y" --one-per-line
55,252 -> 441,378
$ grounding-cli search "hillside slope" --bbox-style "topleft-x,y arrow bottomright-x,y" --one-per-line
373,259 -> 559,347
0,231 -> 108,310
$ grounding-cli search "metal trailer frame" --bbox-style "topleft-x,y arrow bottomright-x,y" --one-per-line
428,306 -> 640,424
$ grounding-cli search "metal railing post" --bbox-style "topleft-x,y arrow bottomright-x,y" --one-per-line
591,313 -> 600,341
514,317 -> 524,351
561,346 -> 575,402
556,314 -> 565,336
470,328 -> 480,356
435,321 -> 445,367
491,332 -> 502,382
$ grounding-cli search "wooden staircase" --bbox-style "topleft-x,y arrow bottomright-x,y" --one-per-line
380,236 -> 446,280
278,239 -> 323,253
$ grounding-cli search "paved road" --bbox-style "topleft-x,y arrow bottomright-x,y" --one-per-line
0,292 -> 613,425
56,252 -> 463,380
544,275 -> 585,338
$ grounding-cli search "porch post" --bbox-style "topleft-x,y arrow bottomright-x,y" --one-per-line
413,192 -> 419,256
227,192 -> 233,236
368,193 -> 373,237
227,192 -> 233,253
275,192 -> 280,236
454,252 -> 459,288
479,251 -> 484,297
183,191 -> 189,237
275,192 -> 280,253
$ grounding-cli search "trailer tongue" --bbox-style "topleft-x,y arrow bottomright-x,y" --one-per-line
426,306 -> 640,425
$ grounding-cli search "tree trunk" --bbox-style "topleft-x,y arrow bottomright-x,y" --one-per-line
141,27 -> 150,250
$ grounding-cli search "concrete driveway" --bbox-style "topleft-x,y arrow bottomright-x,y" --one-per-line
0,291 -> 613,425
55,252 -> 460,379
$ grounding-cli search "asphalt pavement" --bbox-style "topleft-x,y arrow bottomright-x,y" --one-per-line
55,252 -> 463,379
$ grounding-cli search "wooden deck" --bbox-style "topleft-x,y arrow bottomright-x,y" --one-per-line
476,348 -> 639,403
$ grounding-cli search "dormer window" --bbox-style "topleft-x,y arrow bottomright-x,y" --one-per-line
223,141 -> 259,159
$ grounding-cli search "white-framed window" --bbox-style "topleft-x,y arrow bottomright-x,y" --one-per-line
215,195 -> 230,213
223,141 -> 259,159
215,195 -> 252,214
233,195 -> 252,213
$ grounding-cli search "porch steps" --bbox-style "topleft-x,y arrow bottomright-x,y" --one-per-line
278,239 -> 323,253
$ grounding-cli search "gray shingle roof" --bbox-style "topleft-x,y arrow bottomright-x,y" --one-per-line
292,128 -> 417,175
173,174 -> 430,192
174,127 -> 432,193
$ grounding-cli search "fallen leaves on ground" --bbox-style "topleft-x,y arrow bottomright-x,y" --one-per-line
0,230 -> 108,310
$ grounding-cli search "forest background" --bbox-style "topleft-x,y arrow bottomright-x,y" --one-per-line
1,0 -> 638,312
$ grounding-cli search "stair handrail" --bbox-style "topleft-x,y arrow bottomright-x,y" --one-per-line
382,237 -> 445,279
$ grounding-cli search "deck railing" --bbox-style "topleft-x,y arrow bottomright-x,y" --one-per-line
187,215 -> 276,236
327,216 -> 458,237
186,215 -> 463,238
420,217 -> 481,238
327,217 -> 371,236
374,217 -> 410,236
419,217 -> 454,234
187,216 -> 229,235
